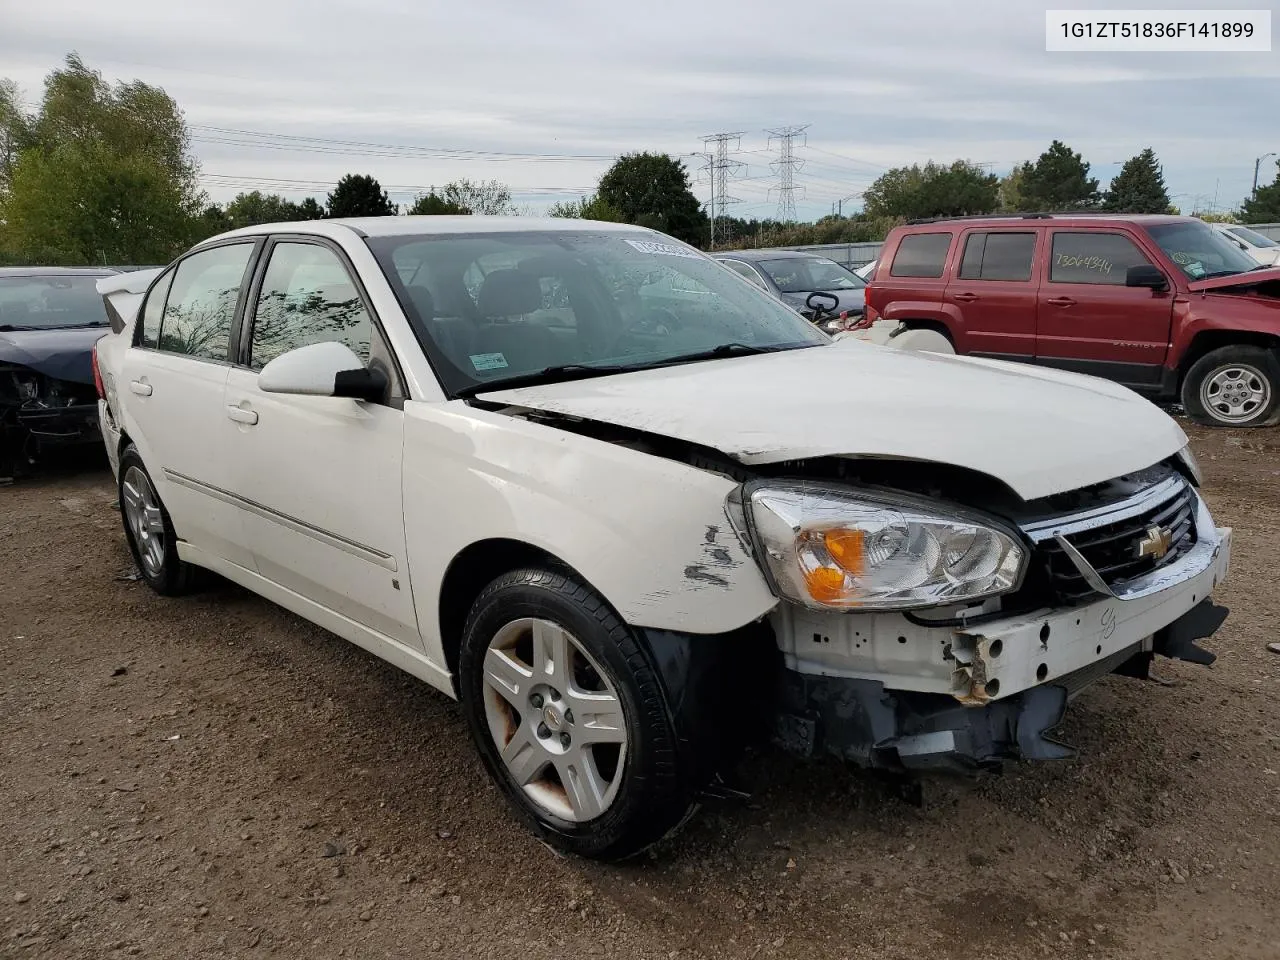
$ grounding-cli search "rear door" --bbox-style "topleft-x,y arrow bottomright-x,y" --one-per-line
222,237 -> 421,649
119,241 -> 259,568
1035,229 -> 1175,390
943,228 -> 1040,359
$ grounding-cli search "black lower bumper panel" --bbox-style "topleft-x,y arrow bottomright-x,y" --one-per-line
776,599 -> 1229,775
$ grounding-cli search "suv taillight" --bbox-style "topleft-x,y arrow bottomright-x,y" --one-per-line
91,342 -> 106,400
863,283 -> 879,323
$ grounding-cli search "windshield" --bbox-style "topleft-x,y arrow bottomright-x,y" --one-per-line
367,230 -> 826,394
756,257 -> 866,293
1227,225 -> 1279,249
0,275 -> 110,330
1147,221 -> 1260,280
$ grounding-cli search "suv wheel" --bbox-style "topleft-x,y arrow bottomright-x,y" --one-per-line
1182,346 -> 1280,427
458,566 -> 696,860
118,445 -> 200,595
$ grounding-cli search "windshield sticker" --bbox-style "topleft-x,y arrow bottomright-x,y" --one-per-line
469,352 -> 509,371
624,239 -> 701,260
1055,253 -> 1113,275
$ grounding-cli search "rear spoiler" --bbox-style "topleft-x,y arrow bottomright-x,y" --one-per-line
96,268 -> 163,335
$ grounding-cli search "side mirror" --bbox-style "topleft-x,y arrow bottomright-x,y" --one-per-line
1126,264 -> 1168,291
258,341 -> 387,403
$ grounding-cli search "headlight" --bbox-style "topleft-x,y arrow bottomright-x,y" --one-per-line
728,481 -> 1026,611
1176,444 -> 1202,486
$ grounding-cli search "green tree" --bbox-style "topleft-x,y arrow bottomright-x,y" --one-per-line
1020,140 -> 1100,211
408,189 -> 471,215
438,178 -> 514,215
1241,160 -> 1280,222
0,54 -> 203,264
0,78 -> 32,191
223,190 -> 303,228
1103,148 -> 1172,213
326,173 -> 395,218
862,160 -> 999,221
295,197 -> 324,220
547,193 -> 622,221
997,163 -> 1030,212
595,152 -> 708,246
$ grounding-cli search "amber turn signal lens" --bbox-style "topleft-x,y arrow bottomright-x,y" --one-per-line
823,529 -> 865,575
803,565 -> 846,603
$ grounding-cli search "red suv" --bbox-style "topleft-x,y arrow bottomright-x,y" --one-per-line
864,214 -> 1280,427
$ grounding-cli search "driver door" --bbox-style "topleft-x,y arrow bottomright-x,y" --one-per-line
222,237 -> 422,650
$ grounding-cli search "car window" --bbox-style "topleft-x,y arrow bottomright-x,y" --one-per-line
958,232 -> 1036,281
0,275 -> 111,330
1227,226 -> 1279,249
757,257 -> 865,293
889,233 -> 953,278
249,242 -> 373,371
159,244 -> 253,360
368,230 -> 825,395
1049,232 -> 1152,285
1146,220 -> 1265,280
137,269 -> 174,349
721,259 -> 769,290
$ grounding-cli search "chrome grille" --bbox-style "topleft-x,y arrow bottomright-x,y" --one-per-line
1027,478 -> 1198,604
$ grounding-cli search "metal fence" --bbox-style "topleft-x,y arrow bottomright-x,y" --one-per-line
766,223 -> 1280,269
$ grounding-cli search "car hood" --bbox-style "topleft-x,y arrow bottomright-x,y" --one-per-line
0,327 -> 108,384
1187,265 -> 1280,294
478,343 -> 1188,502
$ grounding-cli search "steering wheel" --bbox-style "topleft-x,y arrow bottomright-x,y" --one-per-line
805,291 -> 840,322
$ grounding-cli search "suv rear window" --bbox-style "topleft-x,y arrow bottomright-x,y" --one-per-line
958,232 -> 1036,281
889,233 -> 952,278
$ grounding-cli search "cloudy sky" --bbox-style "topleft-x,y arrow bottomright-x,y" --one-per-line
3,0 -> 1277,219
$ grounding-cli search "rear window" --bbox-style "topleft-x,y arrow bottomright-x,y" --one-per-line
958,232 -> 1036,281
889,233 -> 953,278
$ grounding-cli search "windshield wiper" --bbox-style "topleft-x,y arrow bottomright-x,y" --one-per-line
455,363 -> 639,397
0,324 -> 42,332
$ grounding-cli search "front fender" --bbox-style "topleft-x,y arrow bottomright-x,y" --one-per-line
402,402 -> 779,668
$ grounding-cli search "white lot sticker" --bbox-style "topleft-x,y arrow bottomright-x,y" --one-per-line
470,352 -> 509,371
624,239 -> 701,259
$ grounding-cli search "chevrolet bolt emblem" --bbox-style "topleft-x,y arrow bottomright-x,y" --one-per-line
1136,525 -> 1173,561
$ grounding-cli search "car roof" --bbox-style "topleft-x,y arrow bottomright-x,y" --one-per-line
0,266 -> 119,278
714,249 -> 830,262
206,215 -> 656,244
898,213 -> 1195,230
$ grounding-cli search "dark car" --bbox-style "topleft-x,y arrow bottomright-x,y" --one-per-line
1,266 -> 118,478
713,249 -> 867,325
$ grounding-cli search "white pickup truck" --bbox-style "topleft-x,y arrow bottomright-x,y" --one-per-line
94,217 -> 1231,860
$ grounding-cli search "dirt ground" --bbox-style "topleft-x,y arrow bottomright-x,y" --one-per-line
2,422 -> 1277,960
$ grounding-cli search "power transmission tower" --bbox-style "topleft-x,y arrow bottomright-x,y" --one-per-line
701,132 -> 745,247
766,125 -> 808,222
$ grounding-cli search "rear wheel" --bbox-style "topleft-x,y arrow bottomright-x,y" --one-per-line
118,445 -> 200,596
1182,345 -> 1280,427
458,566 -> 696,860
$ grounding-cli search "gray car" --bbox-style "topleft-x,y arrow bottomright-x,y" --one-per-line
713,249 -> 866,324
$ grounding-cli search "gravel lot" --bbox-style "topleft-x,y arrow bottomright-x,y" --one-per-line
2,423 -> 1278,960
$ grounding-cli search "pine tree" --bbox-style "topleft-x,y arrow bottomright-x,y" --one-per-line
1020,140 -> 1100,211
1104,148 -> 1171,213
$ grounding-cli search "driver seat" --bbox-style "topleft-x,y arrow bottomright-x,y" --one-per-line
472,270 -> 556,373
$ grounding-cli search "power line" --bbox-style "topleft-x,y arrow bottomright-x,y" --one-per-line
766,125 -> 809,222
701,132 -> 746,246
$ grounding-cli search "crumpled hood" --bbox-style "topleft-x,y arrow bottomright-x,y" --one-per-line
478,342 -> 1188,502
0,327 -> 108,384
1187,265 -> 1280,293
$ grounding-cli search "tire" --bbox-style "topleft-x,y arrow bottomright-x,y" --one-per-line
1181,345 -> 1280,428
118,445 -> 200,596
458,566 -> 696,860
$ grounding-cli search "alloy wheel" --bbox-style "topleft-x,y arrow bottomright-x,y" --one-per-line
1201,363 -> 1271,424
121,466 -> 166,577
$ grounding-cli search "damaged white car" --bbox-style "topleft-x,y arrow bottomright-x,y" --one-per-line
94,217 -> 1231,860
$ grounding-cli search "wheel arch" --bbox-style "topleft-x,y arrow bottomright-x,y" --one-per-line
1178,330 -> 1280,387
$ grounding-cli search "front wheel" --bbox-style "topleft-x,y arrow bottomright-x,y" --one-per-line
458,567 -> 696,860
1182,345 -> 1280,427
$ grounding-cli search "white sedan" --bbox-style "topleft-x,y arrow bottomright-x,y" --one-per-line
94,217 -> 1231,859
1211,223 -> 1280,266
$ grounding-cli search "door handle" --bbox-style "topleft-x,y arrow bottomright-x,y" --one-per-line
129,380 -> 153,396
1046,297 -> 1076,307
952,292 -> 978,302
226,404 -> 258,425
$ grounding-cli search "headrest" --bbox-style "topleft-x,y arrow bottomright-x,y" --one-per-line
477,269 -> 542,318
404,284 -> 435,321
